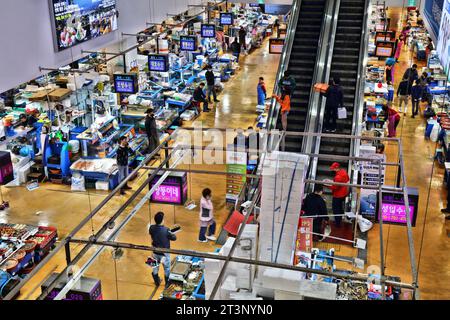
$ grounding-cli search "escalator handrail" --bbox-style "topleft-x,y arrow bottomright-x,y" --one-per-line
349,0 -> 372,186
303,0 -> 342,185
265,0 -> 302,131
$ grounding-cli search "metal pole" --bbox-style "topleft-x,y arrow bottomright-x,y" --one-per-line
377,159 -> 386,300
66,238 -> 416,290
122,54 -> 127,73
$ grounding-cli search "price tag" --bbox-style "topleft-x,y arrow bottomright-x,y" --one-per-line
355,238 -> 367,250
353,258 -> 365,270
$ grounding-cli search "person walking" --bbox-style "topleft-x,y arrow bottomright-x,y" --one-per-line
397,78 -> 409,115
302,184 -> 329,241
323,77 -> 344,133
273,93 -> 291,131
145,108 -> 159,158
193,82 -> 210,112
116,136 -> 133,195
238,26 -> 247,53
325,162 -> 349,228
402,64 -> 419,88
205,65 -> 219,103
278,71 -> 296,97
394,35 -> 404,61
383,104 -> 401,137
411,80 -> 423,118
149,212 -> 177,287
198,188 -> 216,242
230,39 -> 241,62
257,77 -> 267,106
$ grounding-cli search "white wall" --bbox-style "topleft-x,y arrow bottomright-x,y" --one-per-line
0,0 -> 202,93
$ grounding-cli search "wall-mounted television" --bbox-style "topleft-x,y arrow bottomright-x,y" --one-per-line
49,0 -> 118,52
148,54 -> 169,72
113,74 -> 138,94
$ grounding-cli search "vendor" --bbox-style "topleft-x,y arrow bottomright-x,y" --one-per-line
18,114 -> 29,128
27,110 -> 40,127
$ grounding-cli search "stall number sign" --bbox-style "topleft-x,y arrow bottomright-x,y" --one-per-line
148,54 -> 169,72
151,185 -> 181,203
201,24 -> 216,38
220,13 -> 233,25
113,74 -> 137,94
180,36 -> 197,51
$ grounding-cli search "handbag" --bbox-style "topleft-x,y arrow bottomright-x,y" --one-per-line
314,83 -> 329,94
201,207 -> 210,218
338,107 -> 347,119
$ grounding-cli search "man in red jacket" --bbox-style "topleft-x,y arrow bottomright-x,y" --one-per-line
326,162 -> 350,227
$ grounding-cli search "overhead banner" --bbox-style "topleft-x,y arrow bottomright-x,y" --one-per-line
437,0 -> 450,77
423,0 -> 444,40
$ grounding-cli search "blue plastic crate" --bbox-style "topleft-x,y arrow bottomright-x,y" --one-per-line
192,275 -> 205,300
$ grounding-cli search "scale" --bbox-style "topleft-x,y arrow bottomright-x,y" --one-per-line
169,260 -> 191,282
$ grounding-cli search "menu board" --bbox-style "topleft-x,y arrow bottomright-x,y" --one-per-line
50,0 -> 118,52
220,13 -> 234,25
148,54 -> 169,72
180,36 -> 197,51
376,188 -> 419,226
269,38 -> 284,54
201,24 -> 216,38
113,74 -> 138,94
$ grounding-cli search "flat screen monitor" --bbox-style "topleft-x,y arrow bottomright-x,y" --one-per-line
180,36 -> 197,51
269,38 -> 284,54
264,4 -> 291,15
201,24 -> 216,38
220,13 -> 234,25
49,0 -> 118,52
148,54 -> 169,72
113,74 -> 138,94
376,45 -> 393,57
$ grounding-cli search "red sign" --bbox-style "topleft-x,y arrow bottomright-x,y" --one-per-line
294,218 -> 313,264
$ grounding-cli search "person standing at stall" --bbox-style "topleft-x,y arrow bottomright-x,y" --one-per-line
383,104 -> 401,137
145,108 -> 159,158
411,80 -> 424,118
325,162 -> 349,228
230,39 -> 241,62
149,212 -> 177,287
205,65 -> 219,103
257,77 -> 267,106
394,35 -> 405,61
302,184 -> 329,241
116,136 -> 133,195
323,77 -> 344,133
239,26 -> 247,53
198,188 -> 216,242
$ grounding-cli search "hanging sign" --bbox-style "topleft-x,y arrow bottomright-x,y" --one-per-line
201,24 -> 216,38
113,74 -> 138,94
180,36 -> 197,51
148,54 -> 169,72
220,12 -> 234,25
376,188 -> 419,226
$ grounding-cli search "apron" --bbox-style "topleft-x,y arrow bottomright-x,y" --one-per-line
257,83 -> 266,105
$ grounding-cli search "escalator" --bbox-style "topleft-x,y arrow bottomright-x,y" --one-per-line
315,0 -> 367,181
279,0 -> 327,152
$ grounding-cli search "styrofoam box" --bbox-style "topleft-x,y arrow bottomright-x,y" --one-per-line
219,275 -> 238,300
252,277 -> 275,299
275,289 -> 304,300
95,181 -> 109,191
262,267 -> 304,292
229,292 -> 262,300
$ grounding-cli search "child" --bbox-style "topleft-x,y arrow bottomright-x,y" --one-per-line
198,188 -> 216,242
273,93 -> 291,131
257,77 -> 267,106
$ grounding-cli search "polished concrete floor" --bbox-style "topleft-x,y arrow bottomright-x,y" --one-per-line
2,9 -> 450,299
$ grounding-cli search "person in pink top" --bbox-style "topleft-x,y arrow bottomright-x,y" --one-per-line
198,188 -> 216,242
394,35 -> 404,61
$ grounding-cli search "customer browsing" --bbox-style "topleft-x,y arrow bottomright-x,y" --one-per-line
149,212 -> 177,287
116,136 -> 133,195
198,188 -> 216,242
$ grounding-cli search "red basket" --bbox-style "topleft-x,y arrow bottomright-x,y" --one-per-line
35,226 -> 57,249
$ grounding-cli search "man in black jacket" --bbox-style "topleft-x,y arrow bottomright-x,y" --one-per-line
144,108 -> 159,157
397,78 -> 410,114
205,65 -> 219,103
116,136 -> 132,195
193,82 -> 210,112
324,77 -> 344,132
238,26 -> 247,52
303,184 -> 329,240
402,64 -> 419,89
149,212 -> 177,287
230,39 -> 241,62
